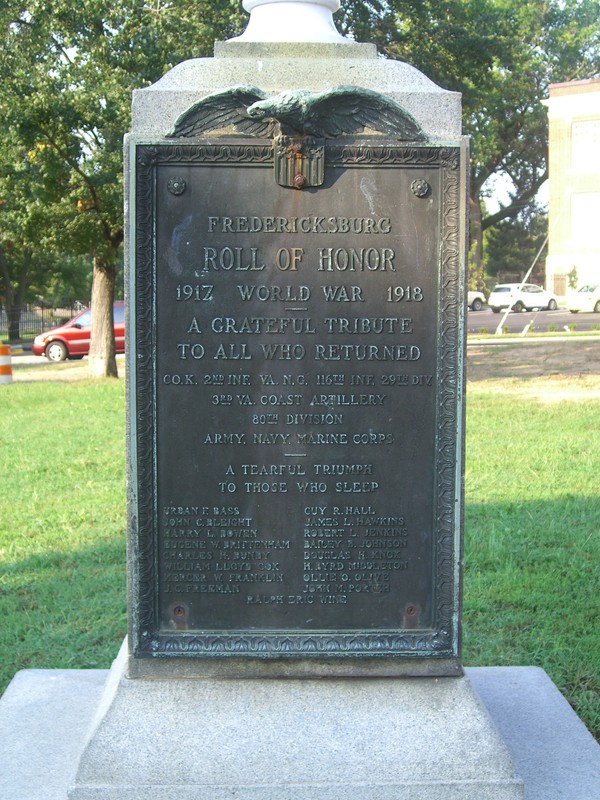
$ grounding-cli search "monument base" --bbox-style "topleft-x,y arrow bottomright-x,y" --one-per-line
58,642 -> 523,800
3,654 -> 600,799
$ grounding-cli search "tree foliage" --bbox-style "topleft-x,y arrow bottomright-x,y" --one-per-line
0,0 -> 599,357
0,123 -> 65,338
0,0 -> 245,365
340,0 -> 599,277
484,205 -> 548,284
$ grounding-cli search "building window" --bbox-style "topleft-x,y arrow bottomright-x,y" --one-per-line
571,192 -> 600,245
571,120 -> 600,173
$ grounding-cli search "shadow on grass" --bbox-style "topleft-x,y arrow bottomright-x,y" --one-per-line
0,538 -> 126,694
2,496 -> 598,742
463,497 -> 600,741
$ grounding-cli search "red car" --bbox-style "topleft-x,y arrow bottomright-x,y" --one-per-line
32,302 -> 125,362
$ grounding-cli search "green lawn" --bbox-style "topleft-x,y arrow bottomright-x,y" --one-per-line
464,383 -> 599,738
0,375 -> 598,740
0,381 -> 127,674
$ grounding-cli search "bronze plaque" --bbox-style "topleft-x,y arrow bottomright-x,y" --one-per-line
129,139 -> 465,668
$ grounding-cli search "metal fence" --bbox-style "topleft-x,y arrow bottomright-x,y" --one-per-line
0,304 -> 85,340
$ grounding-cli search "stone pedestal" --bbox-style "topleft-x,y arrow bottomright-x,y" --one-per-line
4,662 -> 600,799
65,642 -> 523,800
130,40 -> 461,139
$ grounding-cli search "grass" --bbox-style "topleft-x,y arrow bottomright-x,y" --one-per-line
0,371 -> 598,741
464,382 -> 600,738
0,380 -> 127,676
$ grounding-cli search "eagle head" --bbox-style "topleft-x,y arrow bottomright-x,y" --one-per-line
247,99 -> 274,120
247,91 -> 311,129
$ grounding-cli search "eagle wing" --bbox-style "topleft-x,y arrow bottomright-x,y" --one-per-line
304,86 -> 426,141
168,86 -> 275,138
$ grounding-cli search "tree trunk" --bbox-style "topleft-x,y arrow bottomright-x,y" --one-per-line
468,193 -> 484,290
7,306 -> 22,341
0,246 -> 32,343
88,252 -> 118,379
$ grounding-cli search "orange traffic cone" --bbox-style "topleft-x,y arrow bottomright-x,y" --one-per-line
0,345 -> 13,384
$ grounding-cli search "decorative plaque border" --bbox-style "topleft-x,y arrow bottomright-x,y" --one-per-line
129,139 -> 465,662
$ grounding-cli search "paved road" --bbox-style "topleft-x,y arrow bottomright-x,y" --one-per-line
467,307 -> 600,334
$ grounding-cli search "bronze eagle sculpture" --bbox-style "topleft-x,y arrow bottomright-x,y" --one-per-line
168,85 -> 426,141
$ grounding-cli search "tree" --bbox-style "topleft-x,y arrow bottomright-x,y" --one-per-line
2,0 -> 598,358
339,0 -> 600,282
0,0 -> 245,374
35,253 -> 93,308
484,204 -> 548,284
0,124 -> 65,341
0,244 -> 32,342
0,120 -> 95,339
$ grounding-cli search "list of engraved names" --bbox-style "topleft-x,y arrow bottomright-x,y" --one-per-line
151,160 -> 440,631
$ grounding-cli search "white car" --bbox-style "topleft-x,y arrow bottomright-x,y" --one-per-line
568,284 -> 600,314
467,290 -> 486,311
488,283 -> 559,313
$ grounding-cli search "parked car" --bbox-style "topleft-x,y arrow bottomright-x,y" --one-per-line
467,290 -> 486,311
568,284 -> 600,314
488,283 -> 559,313
32,302 -> 125,361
